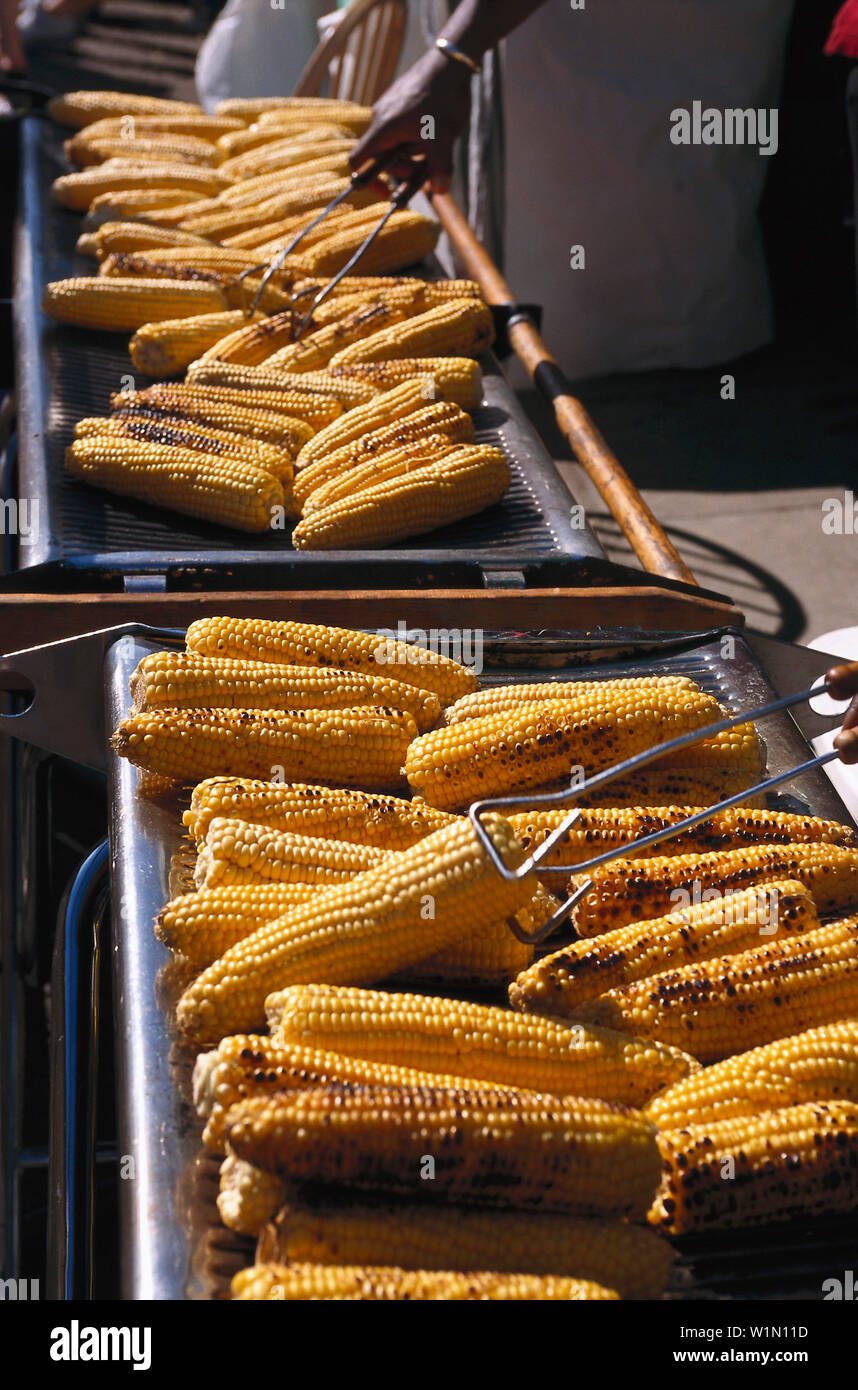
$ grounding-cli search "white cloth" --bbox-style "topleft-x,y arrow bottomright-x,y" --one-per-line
195,0 -> 328,112
502,0 -> 796,379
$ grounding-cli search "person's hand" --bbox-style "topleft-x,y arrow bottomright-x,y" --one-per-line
0,0 -> 26,71
827,661 -> 858,764
349,48 -> 473,194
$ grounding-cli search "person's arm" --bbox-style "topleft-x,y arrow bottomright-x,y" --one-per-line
350,0 -> 548,192
0,0 -> 26,71
830,663 -> 858,764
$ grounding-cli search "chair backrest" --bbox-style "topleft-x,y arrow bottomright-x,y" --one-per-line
293,0 -> 407,105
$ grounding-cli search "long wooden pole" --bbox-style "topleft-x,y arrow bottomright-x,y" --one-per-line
431,191 -> 697,586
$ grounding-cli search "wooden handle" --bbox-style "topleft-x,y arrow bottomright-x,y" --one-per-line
430,191 -> 696,586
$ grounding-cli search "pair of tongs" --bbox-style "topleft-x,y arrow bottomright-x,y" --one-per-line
470,664 -> 858,944
239,150 -> 428,331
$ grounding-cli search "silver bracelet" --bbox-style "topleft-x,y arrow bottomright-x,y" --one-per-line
435,36 -> 482,75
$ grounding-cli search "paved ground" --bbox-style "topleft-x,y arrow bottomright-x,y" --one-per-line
21,0 -> 858,647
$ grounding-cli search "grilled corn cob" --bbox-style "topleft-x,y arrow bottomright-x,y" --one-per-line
322,357 -> 483,411
84,187 -> 200,226
113,382 -> 340,431
569,915 -> 858,1062
510,879 -> 818,1016
192,310 -> 306,369
52,160 -> 226,211
215,121 -> 354,161
42,277 -> 229,331
647,1019 -> 858,1128
179,179 -> 367,240
111,396 -> 313,454
132,652 -> 440,727
293,378 -> 439,468
301,210 -> 440,277
184,360 -> 379,408
128,309 -> 263,377
218,136 -> 355,183
217,97 -> 371,127
233,1262 -> 619,1301
65,112 -> 244,144
73,416 -> 293,486
176,815 -> 533,1042
306,279 -> 482,325
157,884 -> 316,968
574,767 -> 766,810
47,91 -> 205,128
111,704 -> 415,790
184,615 -> 478,702
88,221 -> 213,258
193,1034 -> 517,1151
226,1082 -> 660,1218
66,133 -> 218,168
292,447 -> 511,550
330,297 -> 495,365
571,843 -> 858,936
267,983 -> 699,1105
249,300 -> 419,376
445,675 -> 704,724
194,820 -> 388,889
183,778 -> 455,850
301,435 -> 472,514
650,1101 -> 858,1234
65,437 -> 281,531
293,400 -> 476,503
405,685 -> 722,812
255,1200 -> 673,1299
507,805 -> 857,869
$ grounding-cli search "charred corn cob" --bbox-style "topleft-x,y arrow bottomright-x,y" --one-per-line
330,297 -> 494,365
292,447 -> 511,550
193,310 -> 305,369
183,778 -> 455,850
175,815 -> 533,1042
506,805 -> 857,869
321,357 -> 483,411
111,704 -> 416,791
306,279 -> 482,326
113,382 -> 340,431
245,300 -> 418,377
255,1200 -> 673,1299
572,843 -> 858,936
129,309 -> 263,377
66,133 -> 218,168
226,1082 -> 660,1218
267,983 -> 698,1106
47,91 -> 204,128
233,1262 -> 619,1301
65,437 -> 281,532
184,615 -> 478,702
52,160 -> 226,211
651,1101 -> 858,1234
510,879 -> 818,1016
131,652 -> 440,728
301,434 -> 466,514
574,767 -> 766,810
110,395 -> 313,454
194,1034 -> 518,1152
570,915 -> 858,1062
42,277 -> 229,331
647,1019 -> 858,1128
293,378 -> 437,468
293,400 -> 476,504
405,684 -> 722,812
194,820 -> 388,889
184,360 -> 379,409
73,416 -> 293,486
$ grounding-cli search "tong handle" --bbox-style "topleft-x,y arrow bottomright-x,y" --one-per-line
825,661 -> 858,702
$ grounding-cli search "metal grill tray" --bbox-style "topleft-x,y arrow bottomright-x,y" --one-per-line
13,115 -> 607,589
105,627 -> 857,1300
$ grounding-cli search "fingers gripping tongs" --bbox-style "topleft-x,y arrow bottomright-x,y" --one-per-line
470,663 -> 858,945
241,152 -> 428,330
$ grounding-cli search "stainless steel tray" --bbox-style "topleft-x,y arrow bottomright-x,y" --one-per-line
104,627 -> 857,1300
12,114 -> 609,590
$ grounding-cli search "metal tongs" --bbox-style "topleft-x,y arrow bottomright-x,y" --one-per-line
239,151 -> 428,332
471,668 -> 858,944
